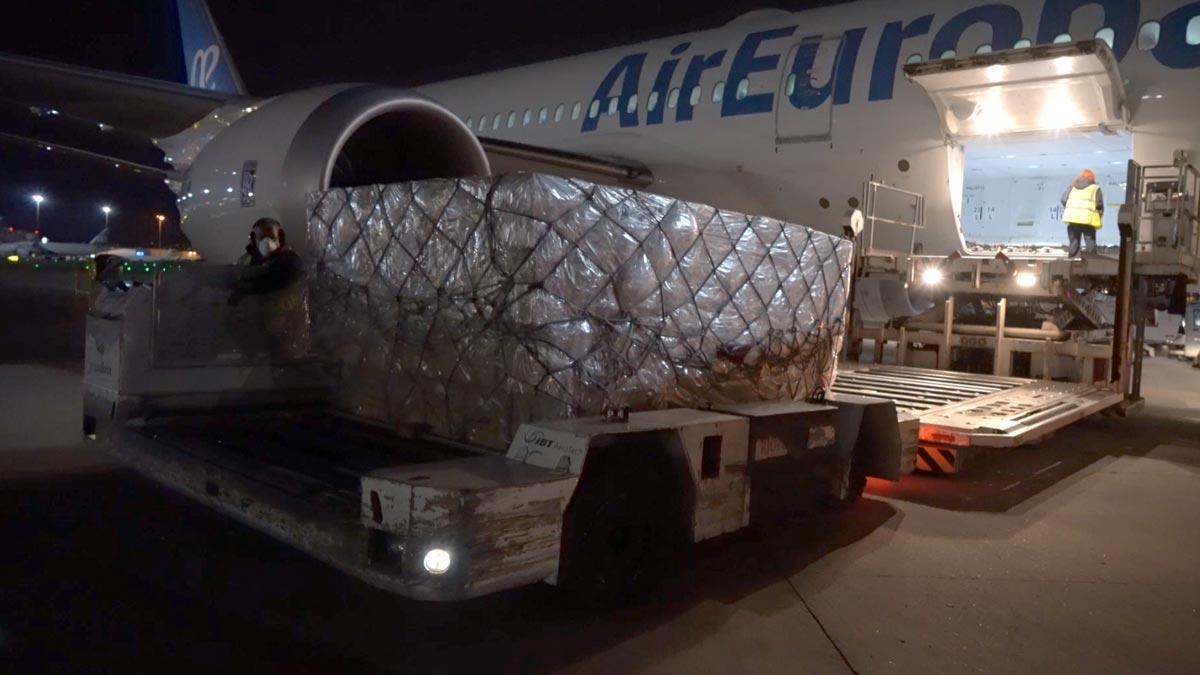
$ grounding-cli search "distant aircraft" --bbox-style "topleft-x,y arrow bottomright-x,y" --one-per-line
0,227 -> 113,260
0,0 -> 1197,276
0,227 -> 198,265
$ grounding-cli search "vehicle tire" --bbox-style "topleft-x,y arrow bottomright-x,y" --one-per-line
558,449 -> 687,604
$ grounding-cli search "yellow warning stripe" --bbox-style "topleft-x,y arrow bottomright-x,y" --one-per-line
916,446 -> 957,474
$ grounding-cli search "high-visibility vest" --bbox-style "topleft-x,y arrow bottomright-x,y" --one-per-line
1063,183 -> 1102,228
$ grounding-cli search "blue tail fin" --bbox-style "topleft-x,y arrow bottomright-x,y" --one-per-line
175,0 -> 247,95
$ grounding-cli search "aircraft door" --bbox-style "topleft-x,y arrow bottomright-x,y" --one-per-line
774,35 -> 842,144
904,39 -> 1127,140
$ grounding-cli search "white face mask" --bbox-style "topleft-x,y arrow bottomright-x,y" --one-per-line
257,237 -> 279,257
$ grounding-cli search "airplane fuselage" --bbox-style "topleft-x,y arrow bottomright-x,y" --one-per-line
419,0 -> 1200,255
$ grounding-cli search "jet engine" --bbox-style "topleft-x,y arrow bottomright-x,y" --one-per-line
169,84 -> 490,262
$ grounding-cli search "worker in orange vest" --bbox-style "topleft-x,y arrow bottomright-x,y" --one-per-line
1061,169 -> 1103,257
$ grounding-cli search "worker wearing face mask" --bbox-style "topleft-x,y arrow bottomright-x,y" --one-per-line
228,218 -> 309,358
233,218 -> 302,293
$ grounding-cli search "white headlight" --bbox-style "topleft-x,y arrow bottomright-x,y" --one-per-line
921,267 -> 943,285
1015,271 -> 1039,288
423,548 -> 451,575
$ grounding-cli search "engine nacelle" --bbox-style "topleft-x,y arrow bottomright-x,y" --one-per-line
174,84 -> 489,263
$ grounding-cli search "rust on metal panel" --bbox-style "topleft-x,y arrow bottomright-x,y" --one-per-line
360,478 -> 413,531
672,418 -> 751,541
364,457 -> 577,595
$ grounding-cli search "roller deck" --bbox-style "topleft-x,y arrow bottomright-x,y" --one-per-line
831,365 -> 1122,450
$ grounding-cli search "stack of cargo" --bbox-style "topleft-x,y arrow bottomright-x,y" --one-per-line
306,173 -> 851,449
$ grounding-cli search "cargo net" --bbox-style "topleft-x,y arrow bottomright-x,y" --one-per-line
307,173 -> 852,449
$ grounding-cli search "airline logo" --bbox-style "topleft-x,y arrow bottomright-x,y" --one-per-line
189,44 -> 222,90
582,0 -> 1200,132
177,0 -> 240,94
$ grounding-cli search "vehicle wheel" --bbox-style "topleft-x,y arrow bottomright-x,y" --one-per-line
558,451 -> 686,603
825,457 -> 867,508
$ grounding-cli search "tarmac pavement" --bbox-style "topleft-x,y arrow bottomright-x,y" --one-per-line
1,271 -> 1197,674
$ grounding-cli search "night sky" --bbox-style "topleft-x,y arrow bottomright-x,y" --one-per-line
0,0 -> 843,244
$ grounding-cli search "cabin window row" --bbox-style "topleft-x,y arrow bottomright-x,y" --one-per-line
466,102 -> 582,133
465,78 -> 765,132
902,18 -> 1200,64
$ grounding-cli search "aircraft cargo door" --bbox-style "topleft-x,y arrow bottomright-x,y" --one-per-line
903,38 -> 1127,140
775,35 -> 842,144
904,39 -> 1130,250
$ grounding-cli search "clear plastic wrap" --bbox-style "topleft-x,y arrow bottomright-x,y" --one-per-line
307,173 -> 852,449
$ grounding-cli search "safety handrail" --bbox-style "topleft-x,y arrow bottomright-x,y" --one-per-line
862,180 -> 925,256
1132,161 -> 1200,258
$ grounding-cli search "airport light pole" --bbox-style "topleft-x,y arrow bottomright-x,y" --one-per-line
155,214 -> 165,248
101,205 -> 112,229
30,194 -> 44,231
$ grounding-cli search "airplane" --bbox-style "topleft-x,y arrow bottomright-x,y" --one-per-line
1,227 -> 114,260
0,0 -> 1197,280
0,226 -> 200,266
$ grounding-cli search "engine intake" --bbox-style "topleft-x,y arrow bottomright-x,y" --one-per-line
175,85 -> 489,263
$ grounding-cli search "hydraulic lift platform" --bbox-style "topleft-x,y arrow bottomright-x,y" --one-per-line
831,365 -> 1123,473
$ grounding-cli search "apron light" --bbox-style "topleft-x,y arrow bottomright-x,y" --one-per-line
423,548 -> 452,575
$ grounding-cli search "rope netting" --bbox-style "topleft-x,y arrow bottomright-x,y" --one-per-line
307,173 -> 852,449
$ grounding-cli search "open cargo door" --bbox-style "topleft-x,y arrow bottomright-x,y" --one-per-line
903,39 -> 1127,140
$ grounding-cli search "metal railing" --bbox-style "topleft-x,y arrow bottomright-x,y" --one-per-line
862,180 -> 925,257
1129,160 -> 1200,259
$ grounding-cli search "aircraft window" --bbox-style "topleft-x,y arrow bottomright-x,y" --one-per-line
538,106 -> 548,124
689,85 -> 701,106
522,109 -> 531,126
905,53 -> 922,65
668,87 -> 680,108
939,49 -> 957,59
1095,27 -> 1115,48
572,102 -> 582,120
736,78 -> 749,101
647,91 -> 659,112
1138,21 -> 1161,50
898,159 -> 910,172
819,197 -> 830,209
975,44 -> 992,54
555,104 -> 565,122
492,113 -> 502,130
626,94 -> 638,114
589,100 -> 600,119
712,81 -> 725,103
507,111 -> 516,128
607,97 -> 618,116
1188,16 -> 1200,45
1014,38 -> 1032,48
465,116 -> 473,129
1053,32 -> 1072,44
785,73 -> 796,96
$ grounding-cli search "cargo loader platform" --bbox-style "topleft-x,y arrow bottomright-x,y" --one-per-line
831,365 -> 1122,473
106,408 -> 577,601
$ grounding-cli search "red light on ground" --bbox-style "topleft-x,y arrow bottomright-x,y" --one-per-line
864,476 -> 902,498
